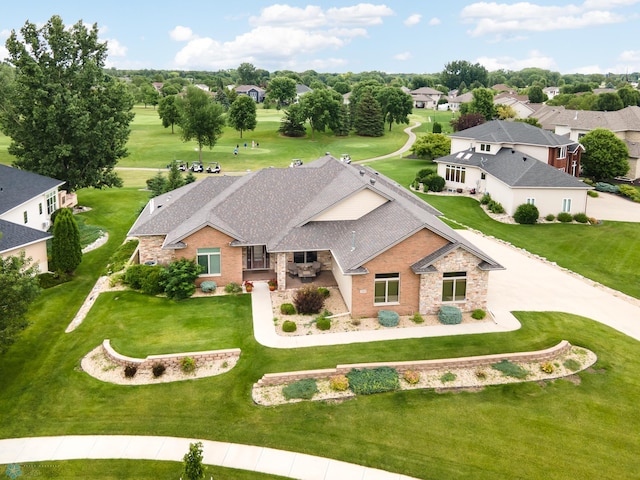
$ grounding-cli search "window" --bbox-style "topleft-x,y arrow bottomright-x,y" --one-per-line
562,198 -> 572,213
39,203 -> 43,215
45,191 -> 57,215
374,273 -> 399,304
480,143 -> 491,152
526,198 -> 535,205
558,146 -> 567,159
445,165 -> 466,183
197,248 -> 221,275
442,271 -> 467,302
480,172 -> 486,180
23,211 -> 28,224
293,251 -> 317,264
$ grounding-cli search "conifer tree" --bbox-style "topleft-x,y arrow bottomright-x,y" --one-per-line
51,208 -> 82,274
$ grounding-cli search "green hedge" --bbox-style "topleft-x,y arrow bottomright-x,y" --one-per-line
346,367 -> 399,395
438,305 -> 462,325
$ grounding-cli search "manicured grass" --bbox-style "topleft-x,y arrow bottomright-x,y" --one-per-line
371,158 -> 640,300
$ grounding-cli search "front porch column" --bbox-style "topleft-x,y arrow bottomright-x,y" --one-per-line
276,252 -> 287,291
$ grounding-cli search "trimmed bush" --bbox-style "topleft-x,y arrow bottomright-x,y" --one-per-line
347,367 -> 399,395
378,310 -> 400,327
316,316 -> 331,331
492,360 -> 529,379
573,212 -> 589,223
594,182 -> 619,193
587,190 -> 599,198
618,184 -> 640,201
411,313 -> 424,324
403,370 -> 421,385
480,193 -> 492,205
471,309 -> 486,320
423,173 -> 446,192
38,271 -> 70,289
200,281 -> 217,293
487,200 -> 505,214
317,287 -> 330,298
545,213 -> 556,221
140,266 -> 164,295
152,363 -> 166,378
557,212 -> 573,223
124,264 -> 146,290
282,379 -> 318,400
160,259 -> 202,300
438,305 -> 462,325
329,375 -> 349,391
540,362 -> 555,374
440,371 -> 457,383
563,358 -> 581,372
280,303 -> 296,315
181,356 -> 196,373
513,203 -> 539,224
293,286 -> 325,315
224,282 -> 243,295
282,320 -> 297,332
124,365 -> 137,378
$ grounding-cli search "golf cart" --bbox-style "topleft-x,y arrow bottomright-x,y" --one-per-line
167,159 -> 188,171
340,153 -> 351,164
289,159 -> 303,168
190,161 -> 204,173
206,162 -> 221,174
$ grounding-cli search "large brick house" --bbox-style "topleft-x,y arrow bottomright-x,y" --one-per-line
128,156 -> 503,317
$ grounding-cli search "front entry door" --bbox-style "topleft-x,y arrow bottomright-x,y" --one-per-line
247,245 -> 269,269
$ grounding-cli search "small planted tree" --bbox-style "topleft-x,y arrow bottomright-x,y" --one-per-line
51,208 -> 82,274
182,441 -> 206,480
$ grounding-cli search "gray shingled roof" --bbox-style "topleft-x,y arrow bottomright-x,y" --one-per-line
536,105 -> 640,133
0,219 -> 52,253
435,147 -> 590,189
129,156 -> 503,273
450,119 -> 578,147
0,165 -> 64,215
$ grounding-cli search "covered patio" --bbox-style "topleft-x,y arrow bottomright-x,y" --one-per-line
242,269 -> 337,289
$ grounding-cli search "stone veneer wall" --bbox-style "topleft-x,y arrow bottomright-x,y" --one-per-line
138,236 -> 175,265
419,248 -> 489,315
255,341 -> 572,387
101,339 -> 241,370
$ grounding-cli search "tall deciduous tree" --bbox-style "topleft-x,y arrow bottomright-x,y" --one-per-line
178,86 -> 225,163
376,87 -> 413,131
227,95 -> 257,138
441,60 -> 489,90
158,95 -> 180,133
528,85 -> 548,103
579,128 -> 630,181
266,76 -> 297,108
596,92 -> 624,111
467,88 -> 496,121
2,16 -> 134,192
450,113 -> 486,132
51,208 -> 82,275
0,252 -> 42,354
237,62 -> 258,85
299,89 -> 341,140
411,133 -> 451,160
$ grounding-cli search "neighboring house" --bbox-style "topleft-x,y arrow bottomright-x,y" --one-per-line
493,93 -> 534,119
295,84 -> 312,102
448,120 -> 584,177
0,164 -> 75,272
128,156 -> 503,318
543,86 -> 560,100
235,85 -> 266,103
447,91 -> 474,112
410,87 -> 443,109
151,82 -> 164,94
491,84 -> 516,94
536,105 -> 640,179
433,147 -> 590,217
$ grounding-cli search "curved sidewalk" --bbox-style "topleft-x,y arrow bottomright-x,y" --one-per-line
0,435 -> 419,480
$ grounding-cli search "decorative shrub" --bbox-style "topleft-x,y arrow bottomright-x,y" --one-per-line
293,286 -> 325,315
411,313 -> 424,324
492,360 -> 529,379
487,200 -> 505,214
587,190 -> 599,198
282,378 -> 318,400
347,367 -> 400,395
317,287 -> 330,298
618,184 -> 640,201
557,212 -> 573,223
316,316 -> 331,331
181,356 -> 196,373
573,212 -> 589,223
438,305 -> 462,325
545,214 -> 556,221
140,266 -> 164,295
475,370 -> 487,380
152,363 -> 166,378
282,320 -> 297,332
124,365 -> 137,378
403,370 -> 421,385
594,182 -> 619,193
563,358 -> 581,372
329,374 -> 349,391
224,282 -> 243,295
513,203 -> 539,224
423,173 -> 446,192
124,264 -> 146,290
540,362 -> 555,374
480,193 -> 491,205
440,371 -> 457,383
200,281 -> 217,293
378,310 -> 400,327
471,309 -> 487,320
160,259 -> 202,300
280,303 -> 296,315
37,271 -> 70,289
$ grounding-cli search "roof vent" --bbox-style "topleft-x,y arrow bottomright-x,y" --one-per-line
370,178 -> 376,185
523,156 -> 527,161
359,170 -> 365,176
511,149 -> 515,154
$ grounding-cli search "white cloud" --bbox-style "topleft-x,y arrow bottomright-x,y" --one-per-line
326,3 -> 395,26
475,50 -> 557,71
394,52 -> 412,61
105,38 -> 127,57
170,25 -> 195,42
404,14 -> 422,26
428,17 -> 442,26
461,0 -> 637,36
249,5 -> 327,28
0,45 -> 8,63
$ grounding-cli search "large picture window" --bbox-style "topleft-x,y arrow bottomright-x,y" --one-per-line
374,273 -> 399,304
445,165 -> 466,183
442,271 -> 467,302
293,251 -> 317,264
45,190 -> 57,215
197,248 -> 221,275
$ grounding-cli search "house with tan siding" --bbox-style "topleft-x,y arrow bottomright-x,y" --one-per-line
128,156 -> 503,318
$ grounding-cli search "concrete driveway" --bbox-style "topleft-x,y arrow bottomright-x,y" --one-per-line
458,230 -> 640,342
586,191 -> 640,222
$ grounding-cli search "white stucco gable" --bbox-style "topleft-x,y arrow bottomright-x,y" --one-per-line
312,188 -> 388,221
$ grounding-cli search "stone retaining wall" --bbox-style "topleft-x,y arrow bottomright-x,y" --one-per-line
255,340 -> 571,386
101,339 -> 241,371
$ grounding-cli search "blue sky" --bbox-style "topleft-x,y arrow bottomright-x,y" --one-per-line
1,1 -> 639,75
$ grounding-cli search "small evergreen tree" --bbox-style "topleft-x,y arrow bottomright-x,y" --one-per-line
354,91 -> 384,137
146,171 -> 167,197
278,104 -> 307,137
51,208 -> 82,274
182,441 -> 206,480
334,104 -> 351,136
166,161 -> 185,191
432,121 -> 442,133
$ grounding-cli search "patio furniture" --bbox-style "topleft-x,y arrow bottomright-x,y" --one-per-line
297,265 -> 316,282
